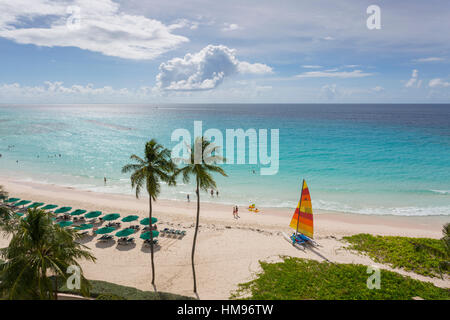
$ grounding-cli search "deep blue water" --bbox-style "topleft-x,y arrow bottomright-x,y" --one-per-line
0,104 -> 449,216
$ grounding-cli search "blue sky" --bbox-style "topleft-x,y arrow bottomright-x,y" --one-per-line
0,0 -> 449,103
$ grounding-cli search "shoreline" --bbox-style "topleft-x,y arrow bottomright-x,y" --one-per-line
1,176 -> 449,299
0,175 -> 447,238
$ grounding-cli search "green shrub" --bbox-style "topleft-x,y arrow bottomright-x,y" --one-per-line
343,234 -> 449,277
231,257 -> 449,300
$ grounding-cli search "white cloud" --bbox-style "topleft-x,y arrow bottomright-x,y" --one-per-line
321,84 -> 338,99
405,69 -> 422,88
413,57 -> 445,63
0,0 -> 188,60
222,23 -> 240,31
296,70 -> 373,79
0,81 -> 156,103
168,18 -> 200,30
428,78 -> 450,88
156,45 -> 272,91
302,65 -> 322,69
372,86 -> 385,92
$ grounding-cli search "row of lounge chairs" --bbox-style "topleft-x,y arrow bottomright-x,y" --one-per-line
161,228 -> 186,237
118,237 -> 135,245
106,222 -> 121,228
144,239 -> 159,246
98,235 -> 113,242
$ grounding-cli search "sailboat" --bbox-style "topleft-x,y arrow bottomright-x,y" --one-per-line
282,179 -> 318,247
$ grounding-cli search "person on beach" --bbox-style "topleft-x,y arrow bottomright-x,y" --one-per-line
233,206 -> 236,219
211,189 -> 214,197
235,205 -> 240,218
216,190 -> 219,197
104,177 -> 107,185
187,194 -> 190,202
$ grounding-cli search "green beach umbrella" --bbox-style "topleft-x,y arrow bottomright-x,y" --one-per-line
122,215 -> 139,223
54,206 -> 72,214
41,204 -> 58,210
85,211 -> 102,219
95,227 -> 115,235
28,202 -> 45,209
74,224 -> 93,231
15,212 -> 24,217
5,198 -> 20,203
140,231 -> 159,240
140,217 -> 158,225
102,213 -> 120,221
13,200 -> 31,207
57,221 -> 73,227
115,228 -> 135,237
70,209 -> 87,216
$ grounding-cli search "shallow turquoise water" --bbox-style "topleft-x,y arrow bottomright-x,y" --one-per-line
0,104 -> 449,216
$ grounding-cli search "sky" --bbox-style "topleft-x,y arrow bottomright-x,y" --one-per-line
0,0 -> 449,103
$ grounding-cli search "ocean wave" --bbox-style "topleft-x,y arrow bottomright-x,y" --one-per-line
313,199 -> 450,216
429,189 -> 450,195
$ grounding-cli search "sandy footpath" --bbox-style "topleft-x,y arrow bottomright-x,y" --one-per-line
0,177 -> 449,299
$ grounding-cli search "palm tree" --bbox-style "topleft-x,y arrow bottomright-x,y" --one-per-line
0,208 -> 96,299
0,185 -> 8,202
121,139 -> 176,286
175,136 -> 227,293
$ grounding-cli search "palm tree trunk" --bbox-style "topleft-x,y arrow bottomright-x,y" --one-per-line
149,196 -> 155,286
192,178 -> 200,293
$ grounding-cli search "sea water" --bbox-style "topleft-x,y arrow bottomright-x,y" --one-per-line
0,104 -> 449,216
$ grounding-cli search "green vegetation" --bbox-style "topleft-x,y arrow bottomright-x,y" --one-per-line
0,185 -> 8,201
0,208 -> 95,299
55,277 -> 195,300
231,257 -> 449,300
122,139 -> 177,286
343,233 -> 450,278
175,136 -> 227,293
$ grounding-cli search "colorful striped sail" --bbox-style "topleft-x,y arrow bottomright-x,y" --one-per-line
289,180 -> 314,238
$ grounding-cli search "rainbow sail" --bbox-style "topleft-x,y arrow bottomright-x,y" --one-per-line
289,180 -> 314,238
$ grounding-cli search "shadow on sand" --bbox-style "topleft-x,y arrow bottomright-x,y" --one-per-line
140,244 -> 161,253
116,243 -> 137,251
95,240 -> 116,248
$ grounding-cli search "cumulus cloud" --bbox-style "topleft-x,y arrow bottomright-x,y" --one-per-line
156,45 -> 273,91
222,23 -> 240,31
0,81 -> 156,103
0,0 -> 188,60
321,84 -> 338,99
404,69 -> 422,88
372,86 -> 385,92
296,70 -> 373,79
428,78 -> 450,88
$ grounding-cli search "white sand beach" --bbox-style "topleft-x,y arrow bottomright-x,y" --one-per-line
0,176 -> 449,299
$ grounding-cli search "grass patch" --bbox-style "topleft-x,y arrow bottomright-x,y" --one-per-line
231,257 -> 449,300
343,234 -> 449,278
55,277 -> 195,300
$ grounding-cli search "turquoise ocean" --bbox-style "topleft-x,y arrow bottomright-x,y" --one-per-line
0,104 -> 449,216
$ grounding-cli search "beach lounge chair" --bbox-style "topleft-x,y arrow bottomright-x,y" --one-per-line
180,231 -> 186,237
144,239 -> 157,247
